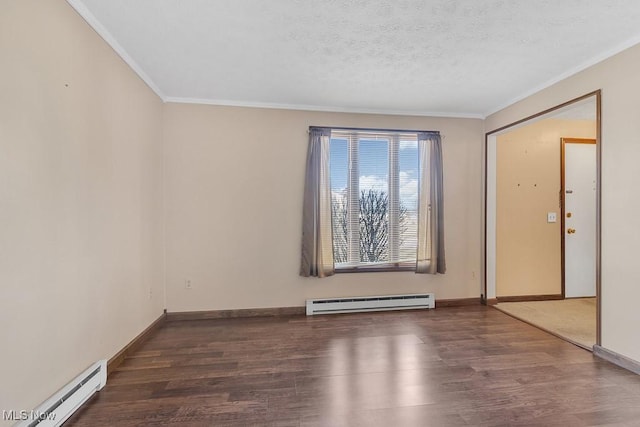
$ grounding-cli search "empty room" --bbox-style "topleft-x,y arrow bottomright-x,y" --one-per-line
3,1 -> 640,426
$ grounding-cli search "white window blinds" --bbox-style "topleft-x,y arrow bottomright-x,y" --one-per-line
329,130 -> 419,269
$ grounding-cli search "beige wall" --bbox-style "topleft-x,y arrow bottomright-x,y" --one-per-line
496,119 -> 596,297
487,43 -> 640,362
163,104 -> 484,312
0,0 -> 164,420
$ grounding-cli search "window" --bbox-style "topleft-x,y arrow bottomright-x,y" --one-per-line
300,126 -> 445,278
329,129 -> 420,271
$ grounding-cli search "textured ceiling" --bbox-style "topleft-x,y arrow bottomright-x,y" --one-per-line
68,0 -> 640,117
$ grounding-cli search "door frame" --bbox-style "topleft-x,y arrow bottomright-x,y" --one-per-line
560,137 -> 597,299
483,90 -> 601,346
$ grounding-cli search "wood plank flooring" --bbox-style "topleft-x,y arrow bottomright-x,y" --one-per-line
65,306 -> 640,426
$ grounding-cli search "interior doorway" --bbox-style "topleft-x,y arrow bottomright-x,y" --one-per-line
484,91 -> 601,348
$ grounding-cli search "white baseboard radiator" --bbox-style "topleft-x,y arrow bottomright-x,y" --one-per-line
15,360 -> 107,427
306,293 -> 435,316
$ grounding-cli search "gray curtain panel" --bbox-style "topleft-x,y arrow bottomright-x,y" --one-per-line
416,132 -> 446,274
300,127 -> 335,278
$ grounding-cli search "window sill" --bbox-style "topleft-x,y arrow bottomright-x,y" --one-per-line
335,264 -> 416,273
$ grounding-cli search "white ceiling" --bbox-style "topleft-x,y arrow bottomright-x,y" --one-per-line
68,0 -> 640,118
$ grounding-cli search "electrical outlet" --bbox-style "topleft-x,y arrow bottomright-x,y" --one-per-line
185,279 -> 192,290
547,212 -> 557,223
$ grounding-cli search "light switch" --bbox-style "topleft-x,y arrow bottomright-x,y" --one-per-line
547,212 -> 557,223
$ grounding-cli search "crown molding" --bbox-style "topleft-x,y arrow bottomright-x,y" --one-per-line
66,0 -> 165,100
163,97 -> 485,119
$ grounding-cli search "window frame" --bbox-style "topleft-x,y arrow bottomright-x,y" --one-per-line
329,128 -> 420,273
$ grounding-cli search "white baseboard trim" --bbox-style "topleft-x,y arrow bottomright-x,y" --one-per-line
593,345 -> 640,375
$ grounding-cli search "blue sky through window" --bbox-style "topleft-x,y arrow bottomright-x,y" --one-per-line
329,137 -> 418,210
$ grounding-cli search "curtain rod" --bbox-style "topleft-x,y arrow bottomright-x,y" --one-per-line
309,126 -> 439,135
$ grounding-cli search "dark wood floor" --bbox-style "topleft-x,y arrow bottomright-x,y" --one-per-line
65,306 -> 640,426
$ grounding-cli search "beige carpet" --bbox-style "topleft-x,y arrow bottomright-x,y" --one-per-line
494,298 -> 596,350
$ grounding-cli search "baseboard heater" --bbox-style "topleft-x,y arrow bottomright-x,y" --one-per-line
306,293 -> 435,316
15,360 -> 107,427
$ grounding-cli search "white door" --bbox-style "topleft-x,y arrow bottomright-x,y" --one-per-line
563,140 -> 596,298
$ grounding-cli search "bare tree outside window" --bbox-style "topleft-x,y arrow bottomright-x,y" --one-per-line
332,189 -> 408,264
